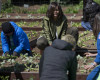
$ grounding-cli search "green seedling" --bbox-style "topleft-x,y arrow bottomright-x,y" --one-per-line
0,76 -> 9,80
6,15 -> 11,18
15,15 -> 21,19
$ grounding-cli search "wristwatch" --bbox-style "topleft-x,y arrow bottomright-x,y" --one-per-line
92,63 -> 96,67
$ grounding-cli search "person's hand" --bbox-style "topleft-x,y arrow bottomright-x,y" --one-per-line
40,50 -> 44,55
84,52 -> 97,57
84,65 -> 94,70
84,62 -> 97,70
4,52 -> 9,57
13,52 -> 18,56
84,52 -> 93,57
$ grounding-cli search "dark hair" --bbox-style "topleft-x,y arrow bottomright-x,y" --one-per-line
84,0 -> 100,28
93,13 -> 100,39
46,2 -> 63,21
36,37 -> 49,50
1,22 -> 14,34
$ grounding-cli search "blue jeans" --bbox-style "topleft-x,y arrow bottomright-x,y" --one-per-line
81,21 -> 92,31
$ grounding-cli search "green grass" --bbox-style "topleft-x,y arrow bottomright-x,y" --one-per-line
0,21 -> 42,27
64,0 -> 83,14
16,21 -> 41,27
94,0 -> 100,4
36,5 -> 48,14
1,0 -> 99,14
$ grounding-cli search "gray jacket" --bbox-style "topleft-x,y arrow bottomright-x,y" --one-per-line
39,39 -> 77,80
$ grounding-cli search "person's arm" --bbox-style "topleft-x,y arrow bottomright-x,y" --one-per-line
1,32 -> 10,54
40,18 -> 52,44
14,29 -> 28,53
94,33 -> 100,64
84,33 -> 100,70
84,52 -> 97,57
84,62 -> 97,70
39,52 -> 44,78
61,19 -> 68,37
68,54 -> 77,80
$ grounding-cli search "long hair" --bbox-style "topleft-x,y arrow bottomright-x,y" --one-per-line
46,2 -> 63,21
93,13 -> 100,39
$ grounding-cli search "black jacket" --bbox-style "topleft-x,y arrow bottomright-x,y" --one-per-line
39,39 -> 77,80
83,1 -> 100,28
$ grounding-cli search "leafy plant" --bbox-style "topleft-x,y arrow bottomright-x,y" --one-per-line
0,76 -> 9,80
15,15 -> 21,19
36,5 -> 48,14
94,0 -> 100,4
6,15 -> 11,18
27,14 -> 34,19
29,76 -> 34,80
70,22 -> 81,27
65,1 -> 83,14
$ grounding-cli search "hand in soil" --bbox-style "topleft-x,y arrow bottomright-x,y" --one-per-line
4,52 -> 9,57
84,65 -> 94,70
84,62 -> 97,70
13,52 -> 18,56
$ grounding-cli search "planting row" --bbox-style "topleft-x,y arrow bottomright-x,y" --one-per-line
1,1 -> 83,14
0,17 -> 82,23
0,21 -> 82,28
0,27 -> 96,50
0,14 -> 82,20
0,47 -> 95,80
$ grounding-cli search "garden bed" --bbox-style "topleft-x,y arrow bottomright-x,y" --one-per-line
0,13 -> 82,22
0,13 -> 82,19
0,27 -> 97,53
0,28 -> 97,80
0,28 -> 96,80
0,51 -> 93,80
0,72 -> 88,80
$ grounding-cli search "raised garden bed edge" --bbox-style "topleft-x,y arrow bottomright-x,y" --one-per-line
0,72 -> 88,80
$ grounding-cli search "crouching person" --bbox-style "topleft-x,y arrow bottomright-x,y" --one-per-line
39,34 -> 77,80
1,21 -> 31,56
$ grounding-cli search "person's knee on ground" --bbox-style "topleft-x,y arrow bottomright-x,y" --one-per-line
61,34 -> 76,50
66,27 -> 79,43
36,37 -> 49,54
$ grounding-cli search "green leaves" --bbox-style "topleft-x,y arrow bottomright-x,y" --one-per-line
36,5 -> 48,14
0,52 -> 40,72
77,55 -> 95,74
78,31 -> 96,48
0,76 -> 9,80
70,22 -> 81,27
27,30 -> 38,39
65,1 -> 83,14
